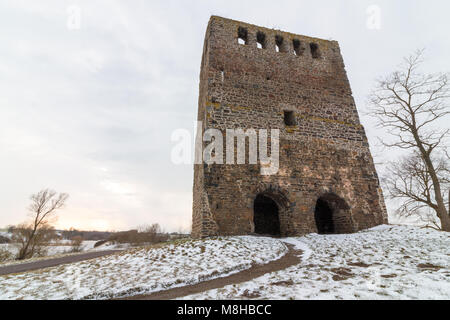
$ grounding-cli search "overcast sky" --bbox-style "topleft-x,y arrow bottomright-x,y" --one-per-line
0,0 -> 449,232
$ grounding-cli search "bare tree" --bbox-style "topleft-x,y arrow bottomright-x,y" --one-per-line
369,49 -> 450,231
13,189 -> 69,260
384,151 -> 449,230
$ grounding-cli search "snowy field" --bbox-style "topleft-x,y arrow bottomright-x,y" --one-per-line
0,240 -> 126,266
0,236 -> 287,300
1,241 -> 99,256
182,225 -> 450,300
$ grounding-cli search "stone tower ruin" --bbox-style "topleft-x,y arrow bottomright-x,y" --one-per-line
192,16 -> 388,238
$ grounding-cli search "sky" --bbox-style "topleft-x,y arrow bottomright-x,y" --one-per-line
0,0 -> 449,232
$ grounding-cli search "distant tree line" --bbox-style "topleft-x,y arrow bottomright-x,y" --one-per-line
61,229 -> 113,241
107,224 -> 170,245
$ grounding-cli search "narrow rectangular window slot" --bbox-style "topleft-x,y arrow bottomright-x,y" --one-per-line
310,42 -> 321,59
256,32 -> 266,49
293,39 -> 303,56
284,111 -> 297,126
275,35 -> 286,53
238,27 -> 248,45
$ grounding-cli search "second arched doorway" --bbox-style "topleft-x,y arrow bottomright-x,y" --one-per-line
314,193 -> 353,234
253,194 -> 281,236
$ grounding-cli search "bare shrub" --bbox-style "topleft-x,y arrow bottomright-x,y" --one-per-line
0,248 -> 13,262
12,224 -> 58,259
70,236 -> 84,253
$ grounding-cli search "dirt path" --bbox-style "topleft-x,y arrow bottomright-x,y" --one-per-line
0,250 -> 122,276
122,243 -> 302,300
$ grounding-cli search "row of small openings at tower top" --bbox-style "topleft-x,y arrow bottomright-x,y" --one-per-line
237,26 -> 321,59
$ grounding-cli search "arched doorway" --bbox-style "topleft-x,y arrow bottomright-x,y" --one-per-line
314,198 -> 335,234
314,193 -> 353,234
253,194 -> 281,236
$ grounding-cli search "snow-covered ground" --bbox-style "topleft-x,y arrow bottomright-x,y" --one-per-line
0,236 -> 287,300
182,225 -> 450,300
0,240 -> 127,265
1,241 -> 93,256
0,231 -> 11,239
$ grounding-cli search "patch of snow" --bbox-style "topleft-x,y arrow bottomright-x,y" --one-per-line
182,225 -> 450,300
363,224 -> 395,232
280,237 -> 312,260
0,232 -> 12,239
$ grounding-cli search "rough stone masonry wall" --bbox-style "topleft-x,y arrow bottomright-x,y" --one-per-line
192,16 -> 388,238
